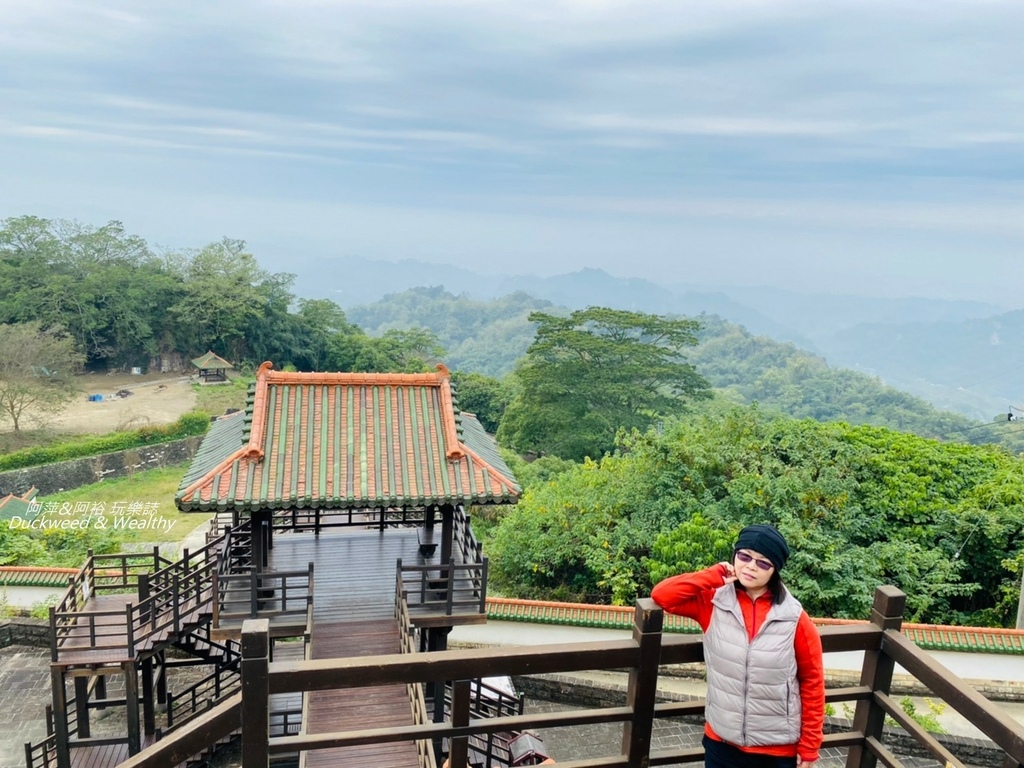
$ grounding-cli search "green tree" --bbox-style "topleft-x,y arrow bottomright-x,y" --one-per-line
450,371 -> 510,433
0,322 -> 84,431
169,239 -> 278,362
498,307 -> 710,460
487,401 -> 1024,623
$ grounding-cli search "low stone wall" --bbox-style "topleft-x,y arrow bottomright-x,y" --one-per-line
0,618 -> 50,649
0,435 -> 204,497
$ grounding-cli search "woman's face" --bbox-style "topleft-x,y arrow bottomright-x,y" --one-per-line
733,548 -> 774,592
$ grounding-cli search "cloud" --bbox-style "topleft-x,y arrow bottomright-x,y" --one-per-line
2,0 -> 1024,304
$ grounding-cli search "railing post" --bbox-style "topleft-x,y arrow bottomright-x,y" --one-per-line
449,679 -> 471,768
478,557 -> 489,610
49,607 -> 59,663
845,586 -> 907,768
212,571 -> 220,629
622,598 -> 663,765
241,618 -> 271,768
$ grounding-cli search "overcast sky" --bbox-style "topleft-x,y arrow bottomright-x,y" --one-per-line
2,1 -> 1023,306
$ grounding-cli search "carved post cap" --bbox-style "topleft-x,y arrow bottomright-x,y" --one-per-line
241,618 -> 270,657
871,586 -> 907,621
634,598 -> 664,634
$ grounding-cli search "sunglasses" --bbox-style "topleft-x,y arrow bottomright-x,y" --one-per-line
735,551 -> 774,571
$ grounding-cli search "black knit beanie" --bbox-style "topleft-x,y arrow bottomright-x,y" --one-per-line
734,524 -> 789,571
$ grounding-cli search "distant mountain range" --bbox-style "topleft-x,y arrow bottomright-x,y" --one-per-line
297,256 -> 1019,421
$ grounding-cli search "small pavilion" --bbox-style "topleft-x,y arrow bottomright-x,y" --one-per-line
174,360 -> 519,636
190,350 -> 233,382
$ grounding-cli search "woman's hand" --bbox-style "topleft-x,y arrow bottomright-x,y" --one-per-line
797,757 -> 816,768
719,561 -> 737,584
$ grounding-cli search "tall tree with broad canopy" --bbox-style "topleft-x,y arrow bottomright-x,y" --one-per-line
498,307 -> 710,461
0,322 -> 84,431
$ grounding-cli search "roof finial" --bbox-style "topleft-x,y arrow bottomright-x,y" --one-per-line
435,363 -> 451,378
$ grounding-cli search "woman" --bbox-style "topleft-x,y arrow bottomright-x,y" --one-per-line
651,524 -> 824,768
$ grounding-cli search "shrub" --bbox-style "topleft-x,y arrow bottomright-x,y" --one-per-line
0,411 -> 210,471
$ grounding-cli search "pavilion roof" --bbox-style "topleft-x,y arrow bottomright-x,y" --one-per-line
175,362 -> 520,512
0,487 -> 39,521
191,351 -> 233,370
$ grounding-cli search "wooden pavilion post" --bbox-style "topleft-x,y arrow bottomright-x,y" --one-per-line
73,677 -> 90,738
845,586 -> 907,768
50,666 -> 71,768
439,503 -> 455,567
125,661 -> 142,755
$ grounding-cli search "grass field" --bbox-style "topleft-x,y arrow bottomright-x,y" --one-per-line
40,463 -> 212,544
192,377 -> 252,417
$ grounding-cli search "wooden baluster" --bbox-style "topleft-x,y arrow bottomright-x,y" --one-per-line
446,558 -> 455,615
448,679 -> 471,768
172,573 -> 181,633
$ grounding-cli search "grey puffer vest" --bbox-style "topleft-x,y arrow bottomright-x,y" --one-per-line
703,584 -> 803,747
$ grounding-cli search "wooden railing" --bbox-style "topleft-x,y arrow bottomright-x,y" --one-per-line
212,564 -> 314,629
111,586 -> 1024,768
396,557 -> 488,618
452,505 -> 484,567
271,506 -> 428,534
167,657 -> 241,730
396,588 -> 439,768
48,549 -> 171,662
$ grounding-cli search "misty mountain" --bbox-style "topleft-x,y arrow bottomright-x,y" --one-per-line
331,256 -> 1017,421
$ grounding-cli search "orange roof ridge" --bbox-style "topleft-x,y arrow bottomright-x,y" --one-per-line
457,441 -> 518,490
178,445 -> 260,503
438,373 -> 465,460
0,566 -> 79,575
263,370 -> 450,387
247,362 -> 275,456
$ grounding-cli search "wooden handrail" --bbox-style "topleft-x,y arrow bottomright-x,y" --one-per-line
223,587 -> 1024,768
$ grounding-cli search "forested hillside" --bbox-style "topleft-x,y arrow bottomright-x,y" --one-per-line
349,287 -> 1020,451
487,403 -> 1024,626
347,286 -> 553,378
5,214 -> 1024,626
0,216 -> 445,376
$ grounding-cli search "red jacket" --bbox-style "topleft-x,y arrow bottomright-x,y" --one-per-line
652,564 -> 825,762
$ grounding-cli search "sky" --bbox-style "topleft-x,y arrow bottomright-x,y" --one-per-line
2,0 -> 1024,307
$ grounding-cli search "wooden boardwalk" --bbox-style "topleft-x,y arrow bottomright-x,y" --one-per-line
268,529 -> 429,767
67,734 -> 158,768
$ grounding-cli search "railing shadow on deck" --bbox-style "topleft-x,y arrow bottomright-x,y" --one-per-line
112,585 -> 1024,768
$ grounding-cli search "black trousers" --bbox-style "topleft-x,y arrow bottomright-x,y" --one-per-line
703,735 -> 798,768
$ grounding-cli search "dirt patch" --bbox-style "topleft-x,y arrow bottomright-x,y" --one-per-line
26,374 -> 197,435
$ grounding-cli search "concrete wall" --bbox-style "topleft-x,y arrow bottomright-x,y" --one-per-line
0,435 -> 203,497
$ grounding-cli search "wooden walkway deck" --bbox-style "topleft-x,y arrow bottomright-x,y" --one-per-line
268,526 -> 435,622
68,735 -> 158,768
268,529 -> 429,767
